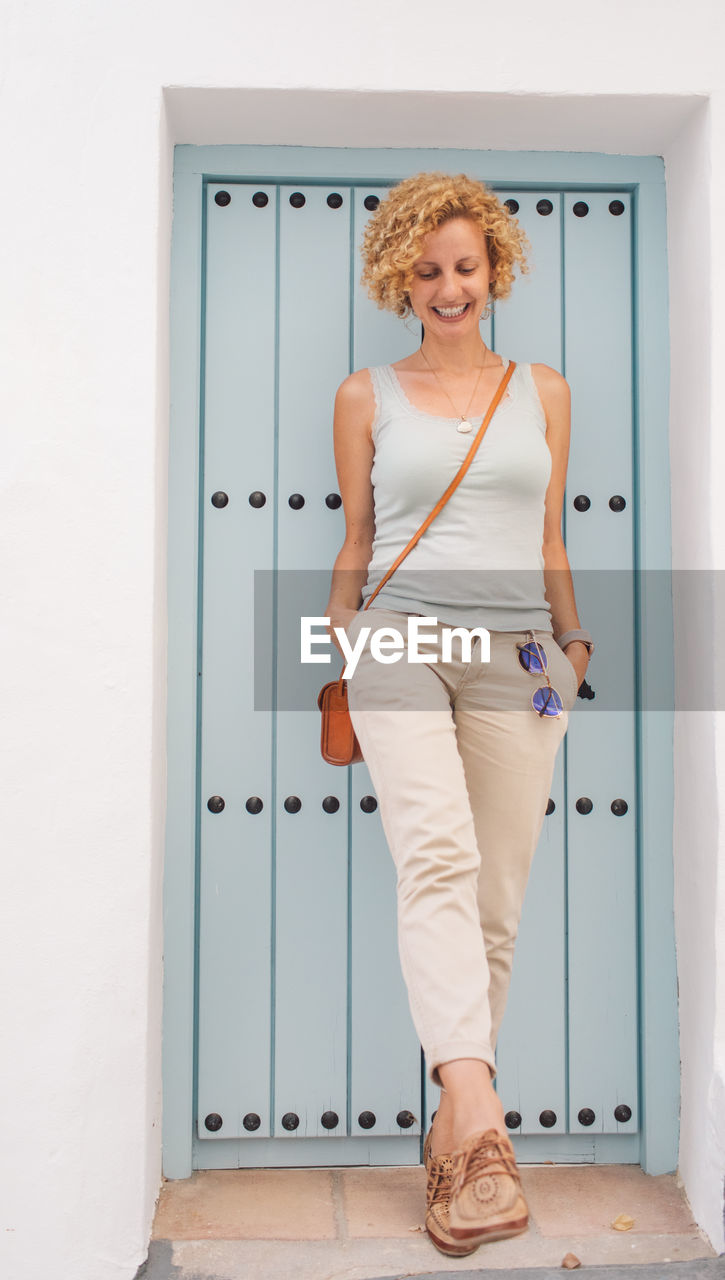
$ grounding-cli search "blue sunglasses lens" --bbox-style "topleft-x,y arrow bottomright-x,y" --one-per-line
518,640 -> 548,675
532,685 -> 564,717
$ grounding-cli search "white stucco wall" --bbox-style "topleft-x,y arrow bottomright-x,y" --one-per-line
1,2 -> 723,1277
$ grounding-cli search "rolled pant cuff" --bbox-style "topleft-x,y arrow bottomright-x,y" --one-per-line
427,1042 -> 497,1088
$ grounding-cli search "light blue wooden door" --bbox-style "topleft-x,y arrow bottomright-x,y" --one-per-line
194,178 -> 641,1168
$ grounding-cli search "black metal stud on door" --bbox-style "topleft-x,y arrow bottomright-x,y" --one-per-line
322,796 -> 340,813
284,796 -> 302,813
327,192 -> 343,208
609,200 -> 625,216
325,493 -> 342,509
539,1110 -> 557,1127
243,1113 -> 261,1131
289,192 -> 306,208
281,1112 -> 299,1130
321,1111 -> 339,1129
396,1110 -> 416,1128
288,493 -> 305,509
504,199 -> 519,214
360,796 -> 377,813
573,495 -> 591,511
211,491 -> 228,508
611,799 -> 628,816
364,195 -> 380,211
546,798 -> 555,815
207,795 -> 225,813
536,199 -> 553,216
578,1108 -> 596,1126
204,1113 -> 223,1131
214,191 -> 231,207
246,796 -> 263,814
358,1111 -> 376,1129
573,201 -> 590,217
576,797 -> 593,815
252,191 -> 269,208
609,495 -> 627,511
505,1111 -> 522,1129
249,491 -> 266,508
614,1104 -> 632,1122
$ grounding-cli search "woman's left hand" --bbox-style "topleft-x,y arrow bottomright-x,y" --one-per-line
564,640 -> 590,689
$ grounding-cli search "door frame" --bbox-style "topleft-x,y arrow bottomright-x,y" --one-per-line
163,143 -> 677,1178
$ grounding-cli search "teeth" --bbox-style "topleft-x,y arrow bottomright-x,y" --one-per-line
434,304 -> 467,317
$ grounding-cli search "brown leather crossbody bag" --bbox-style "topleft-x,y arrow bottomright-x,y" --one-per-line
318,360 -> 516,765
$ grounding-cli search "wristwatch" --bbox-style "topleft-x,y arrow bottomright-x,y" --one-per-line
556,629 -> 595,658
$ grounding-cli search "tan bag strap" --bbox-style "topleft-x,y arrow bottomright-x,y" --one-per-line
363,358 -> 516,610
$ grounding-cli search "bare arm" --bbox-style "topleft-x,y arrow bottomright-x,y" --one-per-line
532,363 -> 591,688
324,369 -> 377,654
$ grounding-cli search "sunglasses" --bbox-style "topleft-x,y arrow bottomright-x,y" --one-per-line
517,634 -> 565,718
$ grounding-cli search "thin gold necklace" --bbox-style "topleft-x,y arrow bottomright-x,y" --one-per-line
418,344 -> 489,434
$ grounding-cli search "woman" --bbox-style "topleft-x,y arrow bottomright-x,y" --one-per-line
324,172 -> 593,1258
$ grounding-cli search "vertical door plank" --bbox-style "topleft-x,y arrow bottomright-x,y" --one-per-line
564,192 -> 638,1137
493,190 -> 563,369
197,183 -> 277,1140
274,186 -> 352,1136
492,192 -> 567,1134
349,188 -> 422,1138
352,185 -> 420,368
497,761 -> 568,1136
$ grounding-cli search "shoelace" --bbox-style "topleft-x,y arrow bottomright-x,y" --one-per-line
426,1156 -> 454,1210
452,1130 -> 521,1194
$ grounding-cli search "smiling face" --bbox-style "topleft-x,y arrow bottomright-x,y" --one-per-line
407,216 -> 492,337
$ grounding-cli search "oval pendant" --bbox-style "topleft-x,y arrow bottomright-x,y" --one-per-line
457,419 -> 473,434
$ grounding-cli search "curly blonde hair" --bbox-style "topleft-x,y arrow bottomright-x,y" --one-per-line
360,171 -> 531,319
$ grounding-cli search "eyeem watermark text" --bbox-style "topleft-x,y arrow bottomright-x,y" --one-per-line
302,616 -> 491,679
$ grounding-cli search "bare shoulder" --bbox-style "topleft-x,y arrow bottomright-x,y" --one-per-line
530,363 -> 570,395
335,368 -> 376,414
334,368 -> 377,450
530,363 -> 570,422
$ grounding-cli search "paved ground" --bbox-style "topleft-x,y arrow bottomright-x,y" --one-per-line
137,1240 -> 724,1279
136,1163 -> 721,1279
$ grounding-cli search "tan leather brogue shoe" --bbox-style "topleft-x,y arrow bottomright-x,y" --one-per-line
423,1126 -> 480,1258
448,1127 -> 529,1245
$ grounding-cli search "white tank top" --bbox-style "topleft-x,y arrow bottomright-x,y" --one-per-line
359,356 -> 553,632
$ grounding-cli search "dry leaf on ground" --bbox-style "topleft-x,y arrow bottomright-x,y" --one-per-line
561,1251 -> 581,1268
611,1213 -> 635,1231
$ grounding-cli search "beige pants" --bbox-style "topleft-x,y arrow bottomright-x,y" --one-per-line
346,608 -> 578,1089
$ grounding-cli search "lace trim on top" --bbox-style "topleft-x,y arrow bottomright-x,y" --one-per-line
368,357 -> 547,447
381,354 -> 517,427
